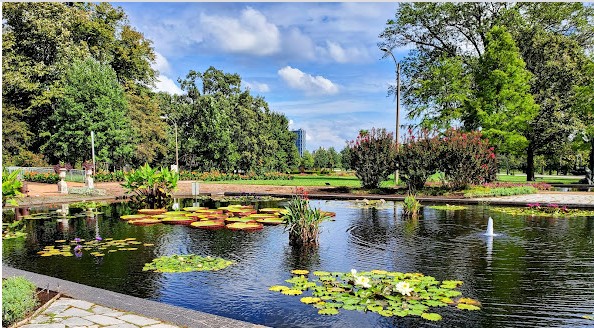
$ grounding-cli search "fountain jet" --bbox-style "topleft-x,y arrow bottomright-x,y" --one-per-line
484,217 -> 495,236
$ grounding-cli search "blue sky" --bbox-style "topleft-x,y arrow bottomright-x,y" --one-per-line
115,2 -> 411,152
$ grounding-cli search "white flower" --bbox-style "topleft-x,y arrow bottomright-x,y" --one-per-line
354,275 -> 371,288
351,269 -> 358,277
396,281 -> 414,296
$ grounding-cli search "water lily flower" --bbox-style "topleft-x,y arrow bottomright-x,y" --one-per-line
351,269 -> 358,277
354,275 -> 371,288
396,281 -> 414,296
74,238 -> 81,243
96,236 -> 103,241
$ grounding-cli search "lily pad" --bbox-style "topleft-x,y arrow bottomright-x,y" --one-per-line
183,206 -> 208,212
269,285 -> 290,292
259,208 -> 288,215
129,219 -> 162,226
291,269 -> 309,275
120,214 -> 149,220
225,217 -> 257,223
137,209 -> 167,215
255,217 -> 284,225
301,297 -> 321,304
164,211 -> 188,216
281,289 -> 303,296
318,308 -> 339,315
143,254 -> 234,273
226,222 -> 263,231
190,220 -> 226,230
161,217 -> 195,225
457,303 -> 481,311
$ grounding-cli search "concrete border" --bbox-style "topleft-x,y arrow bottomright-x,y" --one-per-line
2,266 -> 265,328
223,191 -> 594,209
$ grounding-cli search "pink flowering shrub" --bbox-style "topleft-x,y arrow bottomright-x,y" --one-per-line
348,128 -> 397,189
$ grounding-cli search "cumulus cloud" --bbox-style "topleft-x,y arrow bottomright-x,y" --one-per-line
200,7 -> 280,56
244,81 -> 270,93
321,41 -> 370,63
282,27 -> 316,60
278,66 -> 338,95
154,75 -> 183,95
152,51 -> 171,75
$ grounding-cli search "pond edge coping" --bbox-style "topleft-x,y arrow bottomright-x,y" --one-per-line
2,265 -> 268,328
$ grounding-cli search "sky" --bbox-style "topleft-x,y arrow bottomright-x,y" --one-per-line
115,2 -> 412,152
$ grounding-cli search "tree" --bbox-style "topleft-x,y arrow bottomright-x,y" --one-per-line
301,150 -> 315,170
42,58 -> 134,169
313,147 -> 330,170
380,2 -> 594,181
328,147 -> 341,169
572,59 -> 594,174
340,147 -> 352,170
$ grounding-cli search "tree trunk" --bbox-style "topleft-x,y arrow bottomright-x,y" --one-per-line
527,143 -> 535,181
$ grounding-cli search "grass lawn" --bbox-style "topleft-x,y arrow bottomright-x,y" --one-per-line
496,174 -> 580,184
209,174 -> 397,188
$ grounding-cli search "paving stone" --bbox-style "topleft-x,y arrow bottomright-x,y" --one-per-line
119,314 -> 160,326
61,316 -> 95,327
101,310 -> 126,317
44,303 -> 71,315
90,304 -> 114,315
144,324 -> 179,328
84,314 -> 127,325
61,299 -> 94,310
104,323 -> 140,328
21,324 -> 66,328
30,315 -> 51,323
56,307 -> 93,317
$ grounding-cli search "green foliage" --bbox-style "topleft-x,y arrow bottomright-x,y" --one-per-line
2,169 -> 23,206
313,147 -> 330,169
2,276 -> 39,327
428,205 -> 467,211
402,195 -> 421,218
397,129 -> 441,193
142,254 -> 234,273
42,58 -> 134,169
489,205 -> 594,218
300,150 -> 315,170
283,190 -> 331,247
463,186 -> 537,198
270,269 -> 479,320
179,170 -> 292,182
340,147 -> 352,170
348,128 -> 397,189
121,164 -> 179,206
22,172 -> 59,184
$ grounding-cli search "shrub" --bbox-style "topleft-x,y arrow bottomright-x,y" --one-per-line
348,128 -> 397,189
438,129 -> 497,190
121,164 -> 179,207
94,170 -> 126,182
2,276 -> 39,327
283,188 -> 331,247
179,170 -> 293,181
2,169 -> 23,206
464,186 -> 537,198
397,129 -> 441,193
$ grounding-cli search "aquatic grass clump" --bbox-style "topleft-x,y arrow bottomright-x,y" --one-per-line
2,276 -> 39,327
489,204 -> 594,217
283,188 -> 331,247
269,269 -> 480,320
403,194 -> 421,218
142,254 -> 234,273
428,204 -> 467,211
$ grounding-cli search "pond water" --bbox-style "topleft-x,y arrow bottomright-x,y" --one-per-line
3,199 -> 594,328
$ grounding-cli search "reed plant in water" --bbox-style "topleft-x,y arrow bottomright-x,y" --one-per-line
283,188 -> 330,247
403,194 -> 421,219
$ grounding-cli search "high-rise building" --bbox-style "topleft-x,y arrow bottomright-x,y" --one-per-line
292,129 -> 306,157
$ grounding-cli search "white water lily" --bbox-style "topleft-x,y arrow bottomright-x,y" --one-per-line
354,275 -> 371,288
396,281 -> 414,296
351,269 -> 358,276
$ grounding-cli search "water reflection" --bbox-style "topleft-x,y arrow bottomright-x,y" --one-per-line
2,200 -> 594,327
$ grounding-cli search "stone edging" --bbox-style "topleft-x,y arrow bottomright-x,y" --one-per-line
10,292 -> 62,328
2,266 -> 266,328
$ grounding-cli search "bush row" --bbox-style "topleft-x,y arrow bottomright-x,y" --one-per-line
179,170 -> 293,181
463,186 -> 538,198
23,172 -> 60,184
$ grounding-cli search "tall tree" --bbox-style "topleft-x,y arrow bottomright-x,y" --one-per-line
313,147 -> 330,169
42,58 -> 134,169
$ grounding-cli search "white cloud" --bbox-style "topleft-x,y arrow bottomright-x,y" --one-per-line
154,75 -> 183,95
282,27 -> 316,60
278,66 -> 338,95
200,7 -> 280,56
152,51 -> 171,75
320,41 -> 370,63
244,81 -> 270,93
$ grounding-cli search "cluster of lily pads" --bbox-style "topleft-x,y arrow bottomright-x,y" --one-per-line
349,199 -> 392,209
142,254 -> 234,273
2,221 -> 27,240
269,269 -> 480,321
490,203 -> 594,217
428,204 -> 468,211
37,237 -> 153,258
121,205 -> 336,232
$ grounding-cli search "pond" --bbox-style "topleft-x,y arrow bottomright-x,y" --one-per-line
3,199 -> 594,327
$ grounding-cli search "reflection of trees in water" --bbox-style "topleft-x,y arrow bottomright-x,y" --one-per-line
282,245 -> 320,272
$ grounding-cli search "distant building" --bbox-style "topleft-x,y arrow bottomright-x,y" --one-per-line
292,129 -> 306,157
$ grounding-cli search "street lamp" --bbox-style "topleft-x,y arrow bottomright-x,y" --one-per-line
381,47 -> 400,186
160,115 -> 179,171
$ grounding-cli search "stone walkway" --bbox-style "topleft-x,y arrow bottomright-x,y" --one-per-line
23,297 -> 179,328
470,192 -> 594,207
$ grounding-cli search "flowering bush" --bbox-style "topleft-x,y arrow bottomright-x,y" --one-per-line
348,128 -> 397,189
23,172 -> 60,184
397,129 -> 441,193
438,129 -> 497,190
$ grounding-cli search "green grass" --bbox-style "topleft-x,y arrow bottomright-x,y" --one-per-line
207,174 -> 398,188
496,174 -> 580,184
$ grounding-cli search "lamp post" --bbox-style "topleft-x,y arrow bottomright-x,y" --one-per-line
381,47 -> 400,186
160,115 -> 179,171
